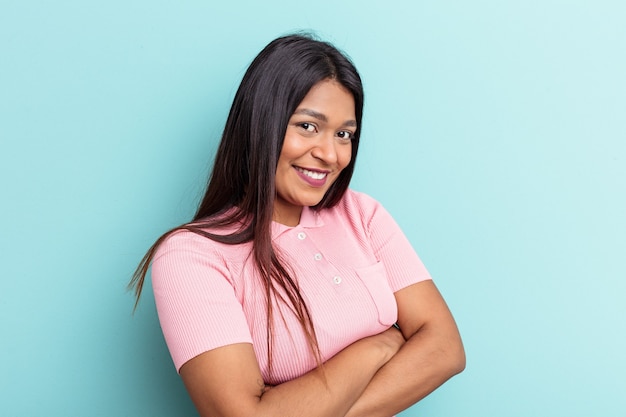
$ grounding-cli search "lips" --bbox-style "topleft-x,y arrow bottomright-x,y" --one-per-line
295,167 -> 328,179
294,166 -> 329,186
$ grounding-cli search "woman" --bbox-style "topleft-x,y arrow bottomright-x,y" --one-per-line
130,34 -> 465,417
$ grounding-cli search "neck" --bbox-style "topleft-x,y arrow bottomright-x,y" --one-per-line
272,206 -> 302,227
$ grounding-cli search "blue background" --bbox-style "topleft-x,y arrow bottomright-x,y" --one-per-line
1,1 -> 625,416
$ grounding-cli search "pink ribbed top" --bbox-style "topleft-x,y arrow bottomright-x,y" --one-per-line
152,189 -> 431,384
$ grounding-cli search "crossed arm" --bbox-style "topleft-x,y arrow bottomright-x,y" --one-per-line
344,280 -> 465,417
179,280 -> 465,417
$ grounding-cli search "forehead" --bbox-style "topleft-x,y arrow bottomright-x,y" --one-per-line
295,80 -> 356,122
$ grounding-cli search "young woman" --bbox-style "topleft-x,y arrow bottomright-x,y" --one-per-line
130,34 -> 465,417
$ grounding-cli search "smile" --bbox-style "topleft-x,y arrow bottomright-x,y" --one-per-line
295,167 -> 328,180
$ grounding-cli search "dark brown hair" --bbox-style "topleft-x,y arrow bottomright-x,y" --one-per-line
129,33 -> 364,376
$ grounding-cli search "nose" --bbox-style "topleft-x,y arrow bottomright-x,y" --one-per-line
311,135 -> 339,165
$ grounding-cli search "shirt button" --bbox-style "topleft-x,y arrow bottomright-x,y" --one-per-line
314,253 -> 322,261
333,276 -> 342,285
297,232 -> 306,240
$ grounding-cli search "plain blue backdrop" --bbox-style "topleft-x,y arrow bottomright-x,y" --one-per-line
1,1 -> 625,416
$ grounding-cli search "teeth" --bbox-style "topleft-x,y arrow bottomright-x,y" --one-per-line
297,167 -> 327,180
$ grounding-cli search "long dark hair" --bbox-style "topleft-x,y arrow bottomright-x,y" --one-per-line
129,33 -> 364,375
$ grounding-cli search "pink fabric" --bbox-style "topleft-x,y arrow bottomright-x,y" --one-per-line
152,189 -> 432,383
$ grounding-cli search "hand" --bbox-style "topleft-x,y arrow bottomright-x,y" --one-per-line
365,326 -> 406,364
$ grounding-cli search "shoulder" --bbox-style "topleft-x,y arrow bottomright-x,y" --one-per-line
151,228 -> 253,297
153,227 -> 251,269
334,188 -> 382,215
331,189 -> 390,230
154,229 -> 220,261
340,188 -> 380,206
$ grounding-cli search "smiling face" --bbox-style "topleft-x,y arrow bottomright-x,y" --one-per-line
273,79 -> 357,226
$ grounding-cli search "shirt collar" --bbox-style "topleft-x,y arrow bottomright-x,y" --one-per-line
271,206 -> 325,237
300,206 -> 325,228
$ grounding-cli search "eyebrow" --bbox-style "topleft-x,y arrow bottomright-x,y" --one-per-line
294,108 -> 357,128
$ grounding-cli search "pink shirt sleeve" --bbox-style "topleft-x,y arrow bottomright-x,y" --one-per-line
356,191 -> 432,292
151,231 -> 253,373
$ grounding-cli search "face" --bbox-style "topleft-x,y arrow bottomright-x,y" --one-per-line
273,79 -> 357,226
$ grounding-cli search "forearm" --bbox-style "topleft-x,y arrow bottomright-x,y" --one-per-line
344,324 -> 466,417
257,336 -> 393,417
185,328 -> 404,417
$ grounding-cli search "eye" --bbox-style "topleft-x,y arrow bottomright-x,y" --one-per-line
336,130 -> 354,142
298,122 -> 317,133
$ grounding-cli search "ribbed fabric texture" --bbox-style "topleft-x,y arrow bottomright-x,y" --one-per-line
152,189 -> 431,384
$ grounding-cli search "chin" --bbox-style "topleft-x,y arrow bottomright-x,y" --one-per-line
306,193 -> 329,206
300,199 -> 323,208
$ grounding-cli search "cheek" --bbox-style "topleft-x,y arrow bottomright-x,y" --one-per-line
278,134 -> 306,163
339,145 -> 353,169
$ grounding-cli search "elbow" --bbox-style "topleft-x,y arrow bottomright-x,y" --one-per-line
451,344 -> 466,375
430,331 -> 465,379
446,337 -> 466,376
